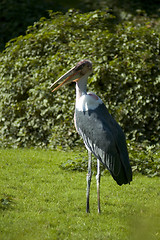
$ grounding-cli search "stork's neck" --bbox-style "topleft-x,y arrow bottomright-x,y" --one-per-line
75,76 -> 88,102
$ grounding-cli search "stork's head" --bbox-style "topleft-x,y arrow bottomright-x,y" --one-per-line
50,59 -> 92,92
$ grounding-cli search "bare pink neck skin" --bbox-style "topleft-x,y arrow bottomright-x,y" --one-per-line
75,74 -> 99,105
75,76 -> 87,101
88,93 -> 99,100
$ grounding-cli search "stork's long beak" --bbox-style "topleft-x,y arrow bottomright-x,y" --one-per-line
50,66 -> 80,92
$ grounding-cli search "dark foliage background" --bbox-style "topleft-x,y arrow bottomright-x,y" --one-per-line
0,0 -> 160,50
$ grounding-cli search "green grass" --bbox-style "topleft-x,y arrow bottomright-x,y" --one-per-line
0,148 -> 160,240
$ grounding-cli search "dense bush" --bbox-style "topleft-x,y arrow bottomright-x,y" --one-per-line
1,0 -> 160,51
0,10 -> 160,152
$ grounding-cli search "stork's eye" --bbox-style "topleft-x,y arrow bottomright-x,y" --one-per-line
76,63 -> 85,71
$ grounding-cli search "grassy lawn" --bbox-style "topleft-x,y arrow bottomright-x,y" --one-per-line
0,148 -> 160,240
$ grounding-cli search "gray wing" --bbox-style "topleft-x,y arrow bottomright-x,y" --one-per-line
75,103 -> 132,185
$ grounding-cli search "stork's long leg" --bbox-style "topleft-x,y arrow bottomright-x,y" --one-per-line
96,159 -> 101,213
86,151 -> 92,213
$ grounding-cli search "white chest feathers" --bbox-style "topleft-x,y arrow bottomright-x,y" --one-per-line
76,92 -> 103,112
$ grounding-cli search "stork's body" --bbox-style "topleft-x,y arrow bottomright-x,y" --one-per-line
50,59 -> 132,213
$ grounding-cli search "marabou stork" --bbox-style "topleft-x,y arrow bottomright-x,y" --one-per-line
50,59 -> 132,213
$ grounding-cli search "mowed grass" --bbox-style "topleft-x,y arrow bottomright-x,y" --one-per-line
0,149 -> 160,240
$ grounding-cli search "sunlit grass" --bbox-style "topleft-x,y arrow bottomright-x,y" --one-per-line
0,148 -> 160,240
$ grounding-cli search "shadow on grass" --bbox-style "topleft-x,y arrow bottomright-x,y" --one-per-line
0,194 -> 15,211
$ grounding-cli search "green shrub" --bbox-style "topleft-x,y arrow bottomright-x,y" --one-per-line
0,10 -> 159,150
